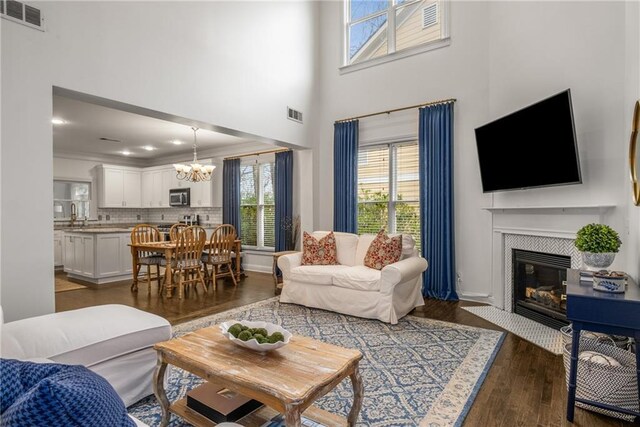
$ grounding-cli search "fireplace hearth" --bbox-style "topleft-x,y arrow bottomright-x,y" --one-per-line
513,249 -> 571,329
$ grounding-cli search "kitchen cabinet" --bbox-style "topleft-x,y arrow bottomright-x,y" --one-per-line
63,230 -> 132,284
63,234 -> 94,276
210,159 -> 223,207
97,166 -> 142,208
188,180 -> 212,207
98,159 -> 220,209
142,171 -> 153,207
142,169 -> 167,208
54,231 -> 63,268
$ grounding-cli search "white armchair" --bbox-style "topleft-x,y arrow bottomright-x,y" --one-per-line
278,231 -> 428,324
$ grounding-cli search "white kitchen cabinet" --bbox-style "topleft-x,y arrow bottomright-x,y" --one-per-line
141,171 -> 154,208
210,159 -> 223,207
96,234 -> 132,277
54,231 -> 63,268
161,168 -> 175,207
189,180 -> 212,207
63,234 -> 95,276
97,166 -> 142,208
64,231 -> 132,284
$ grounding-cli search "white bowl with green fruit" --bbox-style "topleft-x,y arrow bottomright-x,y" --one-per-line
220,320 -> 292,352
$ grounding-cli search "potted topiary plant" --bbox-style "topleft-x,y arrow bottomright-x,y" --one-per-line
574,223 -> 622,270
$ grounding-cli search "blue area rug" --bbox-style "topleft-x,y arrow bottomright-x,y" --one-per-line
128,298 -> 504,426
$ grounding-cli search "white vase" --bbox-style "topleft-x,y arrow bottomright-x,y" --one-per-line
581,252 -> 616,271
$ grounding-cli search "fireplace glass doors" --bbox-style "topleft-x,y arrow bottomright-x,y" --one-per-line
513,249 -> 571,329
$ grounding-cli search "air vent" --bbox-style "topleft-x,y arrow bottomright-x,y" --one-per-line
1,0 -> 44,30
6,0 -> 22,20
24,4 -> 39,25
99,137 -> 122,143
422,3 -> 438,29
287,107 -> 303,124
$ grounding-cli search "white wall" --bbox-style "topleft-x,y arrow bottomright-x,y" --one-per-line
625,0 -> 640,281
315,1 -> 639,301
316,1 -> 492,300
1,1 -> 319,321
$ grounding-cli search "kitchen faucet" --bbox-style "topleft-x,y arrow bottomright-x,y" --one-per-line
70,203 -> 77,226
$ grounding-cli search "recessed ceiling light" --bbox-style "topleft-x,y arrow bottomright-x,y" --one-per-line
142,146 -> 155,151
51,118 -> 66,125
172,140 -> 183,145
121,150 -> 132,156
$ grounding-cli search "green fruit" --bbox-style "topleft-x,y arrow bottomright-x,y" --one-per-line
240,325 -> 250,331
228,325 -> 242,338
254,334 -> 267,344
231,323 -> 244,330
268,332 -> 285,343
255,328 -> 268,337
237,330 -> 252,341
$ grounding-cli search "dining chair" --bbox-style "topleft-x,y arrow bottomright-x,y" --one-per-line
202,224 -> 238,291
130,224 -> 164,294
169,223 -> 188,242
172,226 -> 207,299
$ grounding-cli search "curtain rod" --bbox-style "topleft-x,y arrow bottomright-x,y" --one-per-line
224,148 -> 290,160
335,98 -> 457,123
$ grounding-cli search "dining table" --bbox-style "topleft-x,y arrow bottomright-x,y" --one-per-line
129,239 -> 242,298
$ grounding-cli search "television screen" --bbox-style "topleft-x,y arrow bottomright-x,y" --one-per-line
475,90 -> 581,192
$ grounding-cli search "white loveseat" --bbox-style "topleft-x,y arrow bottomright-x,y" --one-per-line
279,231 -> 428,324
0,304 -> 171,413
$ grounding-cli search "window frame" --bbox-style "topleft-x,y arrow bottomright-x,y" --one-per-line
342,0 -> 451,74
357,141 -> 420,238
240,161 -> 275,251
53,178 -> 93,221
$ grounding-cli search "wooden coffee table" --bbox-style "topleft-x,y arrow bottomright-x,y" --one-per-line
153,325 -> 364,427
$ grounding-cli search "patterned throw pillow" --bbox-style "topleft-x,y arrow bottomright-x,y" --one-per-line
364,229 -> 402,270
0,359 -> 135,427
302,231 -> 339,265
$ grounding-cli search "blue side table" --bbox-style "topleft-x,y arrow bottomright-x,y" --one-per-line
565,269 -> 640,422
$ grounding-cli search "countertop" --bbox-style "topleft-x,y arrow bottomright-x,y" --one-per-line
55,222 -> 221,233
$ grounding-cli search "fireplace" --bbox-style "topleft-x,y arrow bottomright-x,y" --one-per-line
512,249 -> 571,329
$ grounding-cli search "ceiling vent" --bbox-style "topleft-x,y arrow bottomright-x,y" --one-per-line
1,1 -> 44,31
287,107 -> 303,124
422,3 -> 438,29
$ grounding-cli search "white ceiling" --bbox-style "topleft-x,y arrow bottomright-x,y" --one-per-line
52,95 -> 259,160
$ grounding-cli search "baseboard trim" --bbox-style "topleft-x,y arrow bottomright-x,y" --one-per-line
458,292 -> 492,304
242,264 -> 271,274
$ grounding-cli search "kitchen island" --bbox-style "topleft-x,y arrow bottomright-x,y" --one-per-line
63,227 -> 133,284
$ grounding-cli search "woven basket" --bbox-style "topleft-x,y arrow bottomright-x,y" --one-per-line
560,325 -> 631,350
563,341 -> 638,421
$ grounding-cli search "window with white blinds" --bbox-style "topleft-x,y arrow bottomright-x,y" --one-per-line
240,162 -> 275,249
357,142 -> 421,249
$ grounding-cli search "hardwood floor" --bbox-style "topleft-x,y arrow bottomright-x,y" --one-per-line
55,271 -> 275,325
413,300 -> 637,427
55,274 -> 637,426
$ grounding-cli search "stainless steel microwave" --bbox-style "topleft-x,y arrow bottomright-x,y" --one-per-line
169,188 -> 190,207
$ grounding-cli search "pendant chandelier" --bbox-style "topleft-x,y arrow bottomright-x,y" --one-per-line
173,127 -> 215,182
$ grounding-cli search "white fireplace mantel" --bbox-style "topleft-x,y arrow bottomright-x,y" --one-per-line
486,204 -> 616,310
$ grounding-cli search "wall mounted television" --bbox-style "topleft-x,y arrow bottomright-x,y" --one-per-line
475,89 -> 582,193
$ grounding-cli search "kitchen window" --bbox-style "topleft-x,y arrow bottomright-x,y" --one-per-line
240,162 -> 275,249
357,142 -> 420,249
53,180 -> 91,220
344,0 -> 449,70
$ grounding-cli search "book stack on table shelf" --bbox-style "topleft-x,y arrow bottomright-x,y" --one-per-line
186,382 -> 263,423
261,414 -> 326,427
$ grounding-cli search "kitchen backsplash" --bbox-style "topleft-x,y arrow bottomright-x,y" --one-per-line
60,207 -> 223,226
